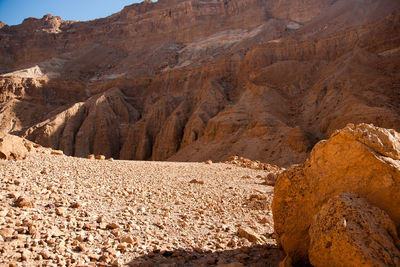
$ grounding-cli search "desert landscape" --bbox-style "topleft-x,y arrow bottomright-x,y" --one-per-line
1,0 -> 400,266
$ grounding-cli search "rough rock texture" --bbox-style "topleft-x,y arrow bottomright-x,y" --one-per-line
0,145 -> 282,266
1,0 -> 400,165
0,134 -> 32,160
309,192 -> 400,267
24,87 -> 139,158
272,123 -> 400,264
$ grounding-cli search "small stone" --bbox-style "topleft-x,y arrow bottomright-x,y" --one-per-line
237,227 -> 261,243
227,239 -> 236,248
76,243 -> 86,252
95,155 -> 106,160
204,160 -> 212,164
15,196 -> 33,208
88,253 -> 101,261
49,226 -> 64,237
106,247 -> 117,256
55,207 -> 67,216
83,223 -> 96,230
40,168 -> 48,175
108,158 -> 114,161
70,202 -> 81,209
88,154 -> 95,159
99,223 -> 108,230
189,179 -> 204,185
94,216 -> 103,224
120,235 -> 135,244
87,234 -> 94,242
117,243 -> 127,252
8,191 -> 20,199
112,258 -> 122,266
0,209 -> 9,217
40,249 -> 52,260
28,226 -> 37,235
21,249 -> 32,261
0,228 -> 14,238
16,227 -> 25,234
249,194 -> 266,201
51,150 -> 63,156
265,172 -> 277,186
107,223 -> 120,230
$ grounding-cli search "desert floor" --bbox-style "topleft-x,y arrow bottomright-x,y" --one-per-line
0,147 -> 282,266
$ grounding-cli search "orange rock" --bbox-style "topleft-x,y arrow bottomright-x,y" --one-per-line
273,123 -> 400,264
50,150 -> 63,156
15,196 -> 33,208
309,192 -> 400,267
95,155 -> 106,160
189,179 -> 204,185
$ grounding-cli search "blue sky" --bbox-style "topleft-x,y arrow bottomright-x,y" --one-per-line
0,0 -> 142,26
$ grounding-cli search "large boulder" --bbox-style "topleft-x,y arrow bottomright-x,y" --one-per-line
0,134 -> 31,160
309,192 -> 400,267
272,123 -> 400,264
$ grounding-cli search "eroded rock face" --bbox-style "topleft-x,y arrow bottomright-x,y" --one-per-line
272,123 -> 400,264
24,88 -> 139,159
267,0 -> 335,23
1,0 -> 400,164
309,192 -> 400,267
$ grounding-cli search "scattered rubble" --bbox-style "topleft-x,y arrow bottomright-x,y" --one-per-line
0,146 -> 279,266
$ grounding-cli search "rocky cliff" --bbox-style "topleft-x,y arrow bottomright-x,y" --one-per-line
1,0 -> 400,165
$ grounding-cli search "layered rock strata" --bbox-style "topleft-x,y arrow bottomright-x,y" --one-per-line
1,0 -> 400,165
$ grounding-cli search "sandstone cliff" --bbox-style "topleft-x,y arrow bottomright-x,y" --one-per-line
1,0 -> 400,165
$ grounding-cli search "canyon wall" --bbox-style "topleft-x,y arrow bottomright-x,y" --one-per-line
1,0 -> 400,166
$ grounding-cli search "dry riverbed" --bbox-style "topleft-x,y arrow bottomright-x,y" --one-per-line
0,148 -> 281,266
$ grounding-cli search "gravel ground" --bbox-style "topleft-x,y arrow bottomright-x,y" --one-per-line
0,147 -> 282,266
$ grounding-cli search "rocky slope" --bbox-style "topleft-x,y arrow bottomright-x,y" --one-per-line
1,0 -> 400,166
0,139 -> 282,266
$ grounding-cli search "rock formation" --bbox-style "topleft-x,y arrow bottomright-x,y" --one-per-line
309,192 -> 400,267
272,123 -> 400,265
24,88 -> 139,158
1,0 -> 400,165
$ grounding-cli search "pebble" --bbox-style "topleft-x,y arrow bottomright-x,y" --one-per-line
51,150 -> 64,156
55,207 -> 67,216
0,148 -> 281,265
14,197 -> 33,208
107,223 -> 120,230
